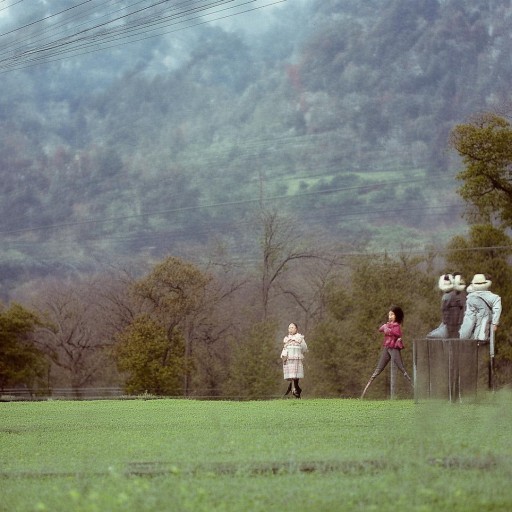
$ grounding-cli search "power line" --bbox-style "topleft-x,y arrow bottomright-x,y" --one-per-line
6,227 -> 510,263
0,0 -> 287,72
0,0 -> 25,14
0,0 -> 95,38
1,167 -> 456,231
0,127 -> 458,229
0,206 -> 467,266
0,1 -> 470,260
0,176 -> 464,236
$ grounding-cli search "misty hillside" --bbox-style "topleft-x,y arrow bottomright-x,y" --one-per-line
1,0 -> 512,293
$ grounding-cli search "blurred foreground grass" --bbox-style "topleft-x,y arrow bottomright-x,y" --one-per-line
1,393 -> 512,511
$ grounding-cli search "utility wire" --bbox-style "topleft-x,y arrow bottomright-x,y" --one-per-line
0,0 -> 287,71
0,176 -> 464,236
0,126 -> 459,228
0,0 -> 95,38
0,1 -> 467,258
0,0 -> 24,14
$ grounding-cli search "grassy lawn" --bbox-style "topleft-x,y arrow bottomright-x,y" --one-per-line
1,394 -> 512,511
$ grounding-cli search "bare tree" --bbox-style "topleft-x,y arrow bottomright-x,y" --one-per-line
28,277 -> 116,396
184,254 -> 250,396
277,252 -> 344,332
259,207 -> 333,322
90,266 -> 140,339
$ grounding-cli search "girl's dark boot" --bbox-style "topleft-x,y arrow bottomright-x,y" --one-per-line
293,379 -> 302,398
284,382 -> 292,396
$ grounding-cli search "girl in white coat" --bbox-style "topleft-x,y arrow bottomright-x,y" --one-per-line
281,322 -> 308,398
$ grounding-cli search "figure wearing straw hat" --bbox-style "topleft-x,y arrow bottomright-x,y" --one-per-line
459,274 -> 502,390
459,274 -> 501,341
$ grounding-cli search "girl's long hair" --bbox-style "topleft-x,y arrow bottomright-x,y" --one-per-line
390,305 -> 404,324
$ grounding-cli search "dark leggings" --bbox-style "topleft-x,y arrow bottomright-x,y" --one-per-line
371,347 -> 408,378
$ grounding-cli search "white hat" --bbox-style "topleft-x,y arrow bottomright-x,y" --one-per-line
452,273 -> 466,292
471,274 -> 492,291
438,273 -> 454,292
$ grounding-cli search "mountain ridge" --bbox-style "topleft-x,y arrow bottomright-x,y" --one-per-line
1,0 -> 510,292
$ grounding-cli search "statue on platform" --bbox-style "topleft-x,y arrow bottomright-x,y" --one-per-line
459,274 -> 501,340
427,272 -> 466,338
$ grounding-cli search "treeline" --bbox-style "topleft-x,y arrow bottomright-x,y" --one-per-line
5,109 -> 512,398
2,208 -> 512,399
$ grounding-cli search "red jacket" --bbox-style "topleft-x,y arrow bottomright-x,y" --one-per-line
378,321 -> 404,349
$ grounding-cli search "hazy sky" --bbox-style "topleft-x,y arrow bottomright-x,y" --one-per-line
0,0 -> 306,72
208,0 -> 301,35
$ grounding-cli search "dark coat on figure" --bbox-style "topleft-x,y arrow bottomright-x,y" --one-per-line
442,290 -> 466,338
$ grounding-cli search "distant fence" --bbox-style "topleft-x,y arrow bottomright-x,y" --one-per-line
0,387 -> 289,402
0,387 -> 124,401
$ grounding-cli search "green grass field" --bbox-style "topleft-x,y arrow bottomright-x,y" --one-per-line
1,394 -> 512,512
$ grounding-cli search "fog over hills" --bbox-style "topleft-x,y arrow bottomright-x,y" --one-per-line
0,0 -> 511,293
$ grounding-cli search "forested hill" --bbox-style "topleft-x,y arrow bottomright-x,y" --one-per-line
1,0 -> 511,293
